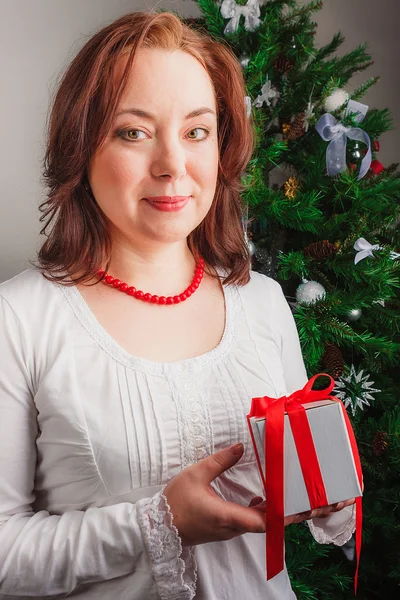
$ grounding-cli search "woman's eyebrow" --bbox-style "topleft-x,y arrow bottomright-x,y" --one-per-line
115,106 -> 216,120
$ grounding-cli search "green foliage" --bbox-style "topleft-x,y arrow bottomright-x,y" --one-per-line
186,1 -> 400,597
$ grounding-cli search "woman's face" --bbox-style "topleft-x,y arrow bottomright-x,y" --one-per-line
89,48 -> 219,249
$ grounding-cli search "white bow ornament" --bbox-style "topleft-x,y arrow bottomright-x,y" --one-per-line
354,237 -> 400,264
220,0 -> 261,34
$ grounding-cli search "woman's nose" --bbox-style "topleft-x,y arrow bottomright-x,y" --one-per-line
150,138 -> 187,180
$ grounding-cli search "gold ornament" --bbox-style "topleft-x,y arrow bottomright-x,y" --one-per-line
283,177 -> 300,199
282,123 -> 291,139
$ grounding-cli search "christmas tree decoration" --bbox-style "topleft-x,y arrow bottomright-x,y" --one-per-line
254,248 -> 274,276
244,95 -> 252,118
247,236 -> 256,256
333,240 -> 342,252
239,53 -> 251,69
303,240 -> 338,260
323,88 -> 350,113
303,98 -> 316,132
253,75 -> 279,108
354,237 -> 380,263
220,0 -> 262,35
350,237 -> 400,263
282,113 -> 306,141
346,308 -> 362,322
367,159 -> 385,177
333,365 -> 381,416
372,431 -> 389,456
274,53 -> 295,73
283,176 -> 300,199
316,100 -> 372,180
350,141 -> 362,160
341,536 -> 356,562
296,280 -> 326,305
242,202 -> 256,256
373,140 -> 381,152
322,343 -> 345,378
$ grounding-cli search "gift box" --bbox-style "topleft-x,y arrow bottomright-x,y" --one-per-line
246,373 -> 363,592
248,398 -> 362,516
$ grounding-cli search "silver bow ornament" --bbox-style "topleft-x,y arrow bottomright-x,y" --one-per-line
220,0 -> 261,34
244,96 -> 252,118
354,237 -> 400,264
316,99 -> 372,179
253,75 -> 279,108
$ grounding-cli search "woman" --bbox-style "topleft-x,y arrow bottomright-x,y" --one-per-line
0,11 -> 356,600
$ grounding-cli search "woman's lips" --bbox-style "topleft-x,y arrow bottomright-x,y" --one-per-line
143,196 -> 191,212
144,196 -> 190,203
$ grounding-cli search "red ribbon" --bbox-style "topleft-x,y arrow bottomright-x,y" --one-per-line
247,373 -> 363,594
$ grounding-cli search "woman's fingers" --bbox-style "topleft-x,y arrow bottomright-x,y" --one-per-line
247,495 -> 357,528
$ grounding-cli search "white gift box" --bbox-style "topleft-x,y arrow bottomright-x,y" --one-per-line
248,399 -> 363,517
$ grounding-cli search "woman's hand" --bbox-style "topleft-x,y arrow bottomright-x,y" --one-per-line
163,443 -> 267,547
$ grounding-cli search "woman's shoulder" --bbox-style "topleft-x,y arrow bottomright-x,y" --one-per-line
0,268 -> 60,314
238,268 -> 284,301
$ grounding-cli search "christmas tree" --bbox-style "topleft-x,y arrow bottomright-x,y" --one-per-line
182,2 -> 400,598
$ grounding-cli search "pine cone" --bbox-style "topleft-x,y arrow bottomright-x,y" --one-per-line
372,431 -> 389,456
282,113 -> 306,141
303,240 -> 339,260
274,54 -> 295,73
322,343 -> 345,378
290,113 -> 306,139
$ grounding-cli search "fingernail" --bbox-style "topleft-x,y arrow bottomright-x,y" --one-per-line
231,443 -> 244,455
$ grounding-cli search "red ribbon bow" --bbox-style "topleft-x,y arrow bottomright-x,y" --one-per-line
247,373 -> 363,594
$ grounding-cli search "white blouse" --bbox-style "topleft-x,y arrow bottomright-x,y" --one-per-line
0,268 -> 355,600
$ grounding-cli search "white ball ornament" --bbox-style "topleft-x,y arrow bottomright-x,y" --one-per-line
296,280 -> 326,305
324,88 -> 349,113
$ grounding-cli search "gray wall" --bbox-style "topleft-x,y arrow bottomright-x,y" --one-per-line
1,0 -> 398,282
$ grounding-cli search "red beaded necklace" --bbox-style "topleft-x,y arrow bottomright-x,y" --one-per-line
98,257 -> 205,305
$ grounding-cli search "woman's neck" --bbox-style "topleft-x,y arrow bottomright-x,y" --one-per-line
103,241 -> 199,296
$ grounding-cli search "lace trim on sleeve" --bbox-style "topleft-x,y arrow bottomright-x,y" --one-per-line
137,490 -> 197,600
307,504 -> 356,546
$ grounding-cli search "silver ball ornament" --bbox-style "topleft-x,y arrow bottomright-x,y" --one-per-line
247,239 -> 256,256
346,308 -> 362,322
296,280 -> 326,305
351,142 -> 361,160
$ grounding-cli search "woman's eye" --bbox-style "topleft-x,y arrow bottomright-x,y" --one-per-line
117,127 -> 210,142
186,128 -> 210,141
119,129 -> 146,141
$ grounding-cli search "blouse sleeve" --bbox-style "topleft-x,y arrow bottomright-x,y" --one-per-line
269,278 -> 356,546
0,295 -> 196,599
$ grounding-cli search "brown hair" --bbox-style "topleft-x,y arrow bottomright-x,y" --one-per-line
38,10 -> 256,286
